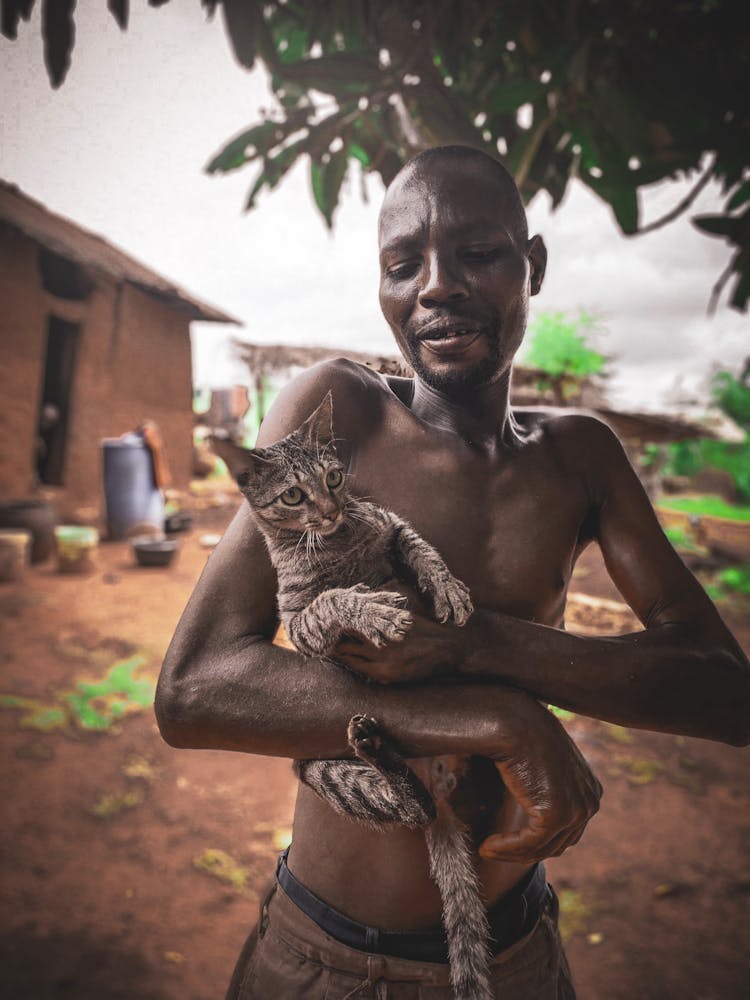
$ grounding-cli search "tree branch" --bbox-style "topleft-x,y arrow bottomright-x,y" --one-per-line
634,155 -> 716,237
707,253 -> 736,316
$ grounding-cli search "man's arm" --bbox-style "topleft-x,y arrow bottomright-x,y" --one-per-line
154,364 -> 601,861
340,416 -> 749,745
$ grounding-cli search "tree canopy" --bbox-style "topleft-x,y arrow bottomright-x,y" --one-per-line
3,0 -> 748,311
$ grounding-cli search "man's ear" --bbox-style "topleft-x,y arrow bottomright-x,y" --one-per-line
527,235 -> 547,296
301,391 -> 334,445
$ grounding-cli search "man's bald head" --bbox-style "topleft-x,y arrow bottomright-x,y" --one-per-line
379,145 -> 529,246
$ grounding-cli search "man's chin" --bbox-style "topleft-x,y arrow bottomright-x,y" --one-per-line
411,352 -> 504,394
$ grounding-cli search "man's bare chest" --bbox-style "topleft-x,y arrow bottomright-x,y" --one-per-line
347,430 -> 590,625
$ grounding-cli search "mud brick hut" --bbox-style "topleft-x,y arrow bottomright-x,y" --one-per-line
0,181 -> 237,513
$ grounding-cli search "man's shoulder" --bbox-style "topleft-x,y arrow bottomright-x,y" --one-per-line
516,407 -> 626,476
257,358 -> 393,446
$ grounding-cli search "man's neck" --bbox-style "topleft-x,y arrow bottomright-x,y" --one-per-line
409,372 -> 517,451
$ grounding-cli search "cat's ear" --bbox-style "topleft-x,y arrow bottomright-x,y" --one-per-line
209,433 -> 270,485
301,391 -> 334,446
235,450 -> 273,495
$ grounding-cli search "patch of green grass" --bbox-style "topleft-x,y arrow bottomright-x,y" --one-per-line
557,889 -> 594,942
91,789 -> 143,818
663,526 -> 703,553
0,695 -> 68,732
63,655 -> 154,731
656,495 -> 750,521
193,849 -> 251,893
717,564 -> 750,595
0,654 -> 154,735
609,754 -> 663,785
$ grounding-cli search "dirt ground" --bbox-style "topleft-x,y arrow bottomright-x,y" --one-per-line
1,497 -> 748,1000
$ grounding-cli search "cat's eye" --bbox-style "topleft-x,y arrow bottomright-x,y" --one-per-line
280,486 -> 304,506
325,468 -> 343,490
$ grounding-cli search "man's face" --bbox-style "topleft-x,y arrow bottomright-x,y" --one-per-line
378,160 -> 545,393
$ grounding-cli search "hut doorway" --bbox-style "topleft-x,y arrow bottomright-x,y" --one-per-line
36,316 -> 79,486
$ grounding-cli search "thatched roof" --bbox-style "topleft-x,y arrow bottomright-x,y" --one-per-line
232,340 -> 734,444
0,180 -> 239,324
232,339 -> 410,376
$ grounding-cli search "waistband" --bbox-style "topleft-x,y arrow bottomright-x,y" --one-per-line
276,847 -> 551,964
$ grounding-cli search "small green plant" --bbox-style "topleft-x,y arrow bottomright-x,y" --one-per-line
524,310 -> 607,405
718,564 -> 750,596
657,495 -> 750,521
663,364 -> 750,502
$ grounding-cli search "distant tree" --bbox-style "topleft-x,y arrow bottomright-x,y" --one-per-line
711,360 -> 750,430
524,309 -> 607,405
3,0 -> 748,310
667,360 -> 750,502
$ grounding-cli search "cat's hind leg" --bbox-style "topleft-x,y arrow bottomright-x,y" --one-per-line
294,757 -> 433,829
294,716 -> 436,830
346,715 -> 436,828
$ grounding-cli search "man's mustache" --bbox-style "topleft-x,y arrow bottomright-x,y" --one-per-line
406,311 -> 498,340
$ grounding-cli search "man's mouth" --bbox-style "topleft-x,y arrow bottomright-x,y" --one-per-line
416,319 -> 485,355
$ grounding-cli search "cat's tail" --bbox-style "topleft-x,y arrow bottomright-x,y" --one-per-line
426,804 -> 494,1000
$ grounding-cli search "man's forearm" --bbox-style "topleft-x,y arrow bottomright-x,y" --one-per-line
463,608 -> 750,745
155,632 -> 538,761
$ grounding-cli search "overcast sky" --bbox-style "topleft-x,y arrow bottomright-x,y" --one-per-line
1,2 -> 746,411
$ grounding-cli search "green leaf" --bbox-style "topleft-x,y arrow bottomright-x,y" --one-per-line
280,52 -> 382,96
727,180 -> 750,212
604,182 -> 639,235
206,121 -> 288,174
311,149 -> 349,228
485,79 -> 546,115
43,0 -> 75,88
729,255 -> 750,312
222,0 -> 265,71
276,25 -> 309,65
245,137 -> 309,210
1,0 -> 36,41
692,214 -> 737,239
347,140 -> 371,167
107,0 -> 128,31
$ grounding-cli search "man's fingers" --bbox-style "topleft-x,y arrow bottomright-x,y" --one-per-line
478,821 -> 554,862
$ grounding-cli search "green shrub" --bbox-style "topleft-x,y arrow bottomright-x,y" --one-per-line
525,310 -> 606,379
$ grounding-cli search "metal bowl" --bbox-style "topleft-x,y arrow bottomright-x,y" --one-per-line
131,536 -> 179,568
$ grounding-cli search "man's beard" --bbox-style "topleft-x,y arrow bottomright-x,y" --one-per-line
406,329 -> 504,394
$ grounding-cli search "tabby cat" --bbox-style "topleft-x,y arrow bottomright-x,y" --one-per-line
216,393 -> 494,1000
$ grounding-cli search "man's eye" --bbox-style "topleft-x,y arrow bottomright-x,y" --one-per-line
280,487 -> 304,506
463,247 -> 500,262
325,469 -> 343,489
386,260 -> 419,279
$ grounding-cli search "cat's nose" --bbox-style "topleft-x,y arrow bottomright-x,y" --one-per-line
318,500 -> 339,520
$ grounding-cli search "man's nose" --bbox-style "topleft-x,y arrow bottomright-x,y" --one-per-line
418,253 -> 469,308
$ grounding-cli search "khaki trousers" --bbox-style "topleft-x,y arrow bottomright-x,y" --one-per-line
227,878 -> 575,999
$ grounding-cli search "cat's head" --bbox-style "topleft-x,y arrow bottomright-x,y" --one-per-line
212,392 -> 348,537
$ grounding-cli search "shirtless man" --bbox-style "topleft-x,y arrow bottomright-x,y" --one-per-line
156,146 -> 749,998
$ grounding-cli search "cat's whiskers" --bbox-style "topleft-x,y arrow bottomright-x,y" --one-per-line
292,529 -> 308,561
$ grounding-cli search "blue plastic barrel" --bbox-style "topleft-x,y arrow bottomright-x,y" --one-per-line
102,433 -> 165,540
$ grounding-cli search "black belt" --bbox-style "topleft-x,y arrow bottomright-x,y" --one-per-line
276,848 -> 551,964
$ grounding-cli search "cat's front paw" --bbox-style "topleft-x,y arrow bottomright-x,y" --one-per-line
352,590 -> 413,647
429,574 -> 473,626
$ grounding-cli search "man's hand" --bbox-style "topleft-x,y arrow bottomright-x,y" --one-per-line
331,581 -> 468,684
480,705 -> 603,864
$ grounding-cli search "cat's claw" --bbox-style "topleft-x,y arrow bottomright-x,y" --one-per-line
428,575 -> 474,626
353,590 -> 413,647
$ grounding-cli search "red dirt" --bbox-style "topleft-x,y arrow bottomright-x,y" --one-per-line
1,500 -> 748,1000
